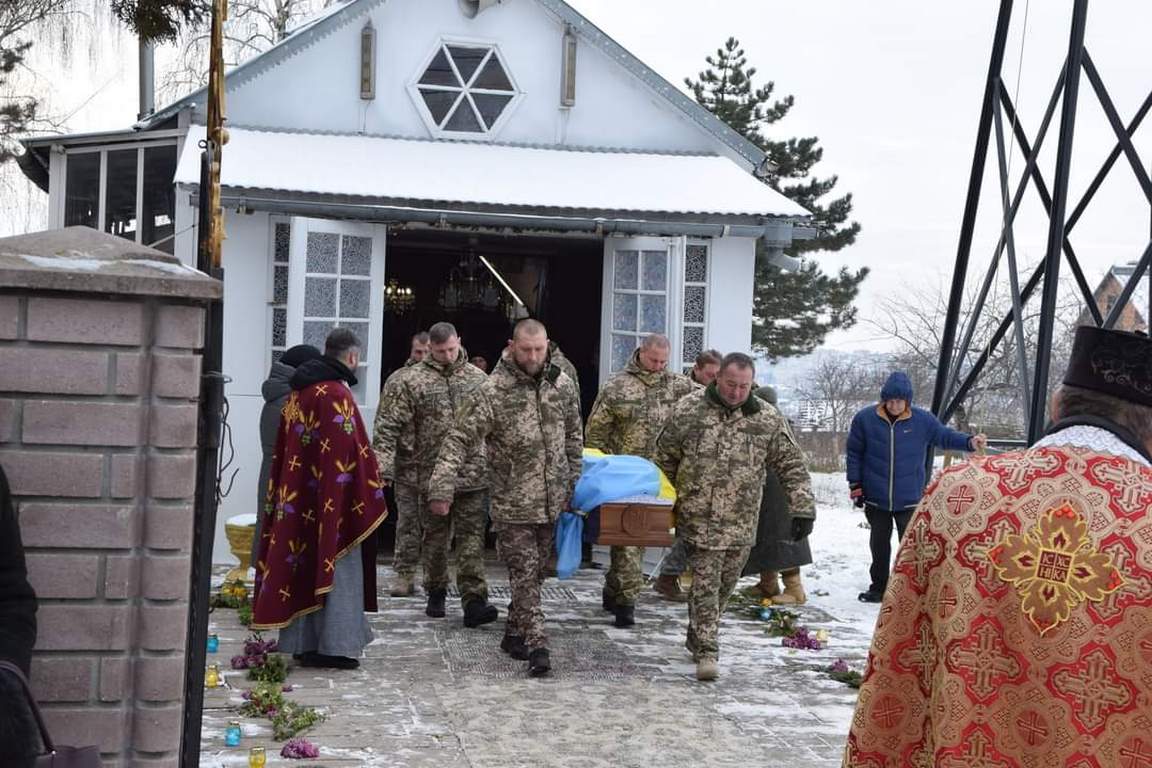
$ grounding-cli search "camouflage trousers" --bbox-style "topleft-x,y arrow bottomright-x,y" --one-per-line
604,545 -> 645,605
687,545 -> 751,661
420,490 -> 489,604
392,483 -> 424,578
496,522 -> 553,650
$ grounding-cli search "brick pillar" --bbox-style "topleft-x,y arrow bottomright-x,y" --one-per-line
0,228 -> 221,768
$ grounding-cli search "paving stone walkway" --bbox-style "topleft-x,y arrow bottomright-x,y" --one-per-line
199,560 -> 868,767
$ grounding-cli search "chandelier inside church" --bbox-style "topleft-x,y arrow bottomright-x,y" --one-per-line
384,278 -> 416,315
440,252 -> 504,312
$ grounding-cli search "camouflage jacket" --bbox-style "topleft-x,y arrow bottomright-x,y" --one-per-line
428,355 -> 583,525
654,386 -> 815,550
374,350 -> 488,492
371,357 -> 421,488
585,351 -> 695,458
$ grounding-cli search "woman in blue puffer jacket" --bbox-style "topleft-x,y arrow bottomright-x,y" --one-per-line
846,372 -> 986,602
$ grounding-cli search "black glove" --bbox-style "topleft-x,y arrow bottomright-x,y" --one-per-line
791,517 -> 814,542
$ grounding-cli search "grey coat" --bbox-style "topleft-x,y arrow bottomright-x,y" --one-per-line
252,362 -> 295,564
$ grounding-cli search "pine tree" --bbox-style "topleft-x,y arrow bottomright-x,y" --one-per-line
687,37 -> 868,359
110,0 -> 205,44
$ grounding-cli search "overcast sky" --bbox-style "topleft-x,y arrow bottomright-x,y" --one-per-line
11,0 -> 1152,353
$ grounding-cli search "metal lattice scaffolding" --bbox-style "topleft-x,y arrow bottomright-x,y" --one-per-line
931,0 -> 1152,447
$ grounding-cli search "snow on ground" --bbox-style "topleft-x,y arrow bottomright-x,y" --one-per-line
805,472 -> 883,629
199,471 -> 880,766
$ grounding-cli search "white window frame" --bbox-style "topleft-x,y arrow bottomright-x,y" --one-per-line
407,36 -> 524,140
680,239 -> 712,373
599,236 -> 686,384
267,216 -> 292,371
58,138 -> 180,246
286,218 -> 387,412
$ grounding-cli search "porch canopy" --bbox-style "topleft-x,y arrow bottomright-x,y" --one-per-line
175,127 -> 810,241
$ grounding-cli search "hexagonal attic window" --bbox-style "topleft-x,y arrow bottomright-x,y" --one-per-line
412,42 -> 519,137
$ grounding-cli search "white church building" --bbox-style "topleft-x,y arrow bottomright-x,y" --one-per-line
20,0 -> 811,562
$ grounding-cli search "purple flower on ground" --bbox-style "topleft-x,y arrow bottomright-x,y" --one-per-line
281,738 -> 320,759
281,684 -> 293,692
231,655 -> 248,669
829,659 -> 850,674
781,627 -> 826,650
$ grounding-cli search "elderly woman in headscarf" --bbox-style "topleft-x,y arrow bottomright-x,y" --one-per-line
741,386 -> 813,604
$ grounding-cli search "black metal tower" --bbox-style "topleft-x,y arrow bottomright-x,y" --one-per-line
930,0 -> 1152,445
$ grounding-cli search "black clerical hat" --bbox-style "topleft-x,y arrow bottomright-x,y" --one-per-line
1063,325 -> 1152,406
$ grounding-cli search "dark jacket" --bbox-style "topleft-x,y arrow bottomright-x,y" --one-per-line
0,466 -> 40,767
254,361 -> 296,564
846,373 -> 972,512
0,465 -> 36,676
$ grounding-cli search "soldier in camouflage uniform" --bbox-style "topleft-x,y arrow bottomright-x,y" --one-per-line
585,334 -> 695,627
686,349 -> 723,389
374,323 -> 499,627
373,331 -> 428,596
428,319 -> 583,677
652,349 -> 724,602
654,353 -> 815,681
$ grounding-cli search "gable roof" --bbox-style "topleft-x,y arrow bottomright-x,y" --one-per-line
139,0 -> 768,169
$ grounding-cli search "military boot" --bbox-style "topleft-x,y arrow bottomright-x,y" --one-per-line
771,568 -> 807,606
652,574 -> 688,603
601,589 -> 616,613
685,625 -> 699,658
390,574 -> 416,597
425,588 -> 447,618
462,598 -> 499,628
501,632 -> 528,660
613,602 -> 635,628
527,648 -> 551,677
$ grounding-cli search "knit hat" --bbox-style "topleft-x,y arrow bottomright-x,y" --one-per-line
880,371 -> 913,402
280,344 -> 322,368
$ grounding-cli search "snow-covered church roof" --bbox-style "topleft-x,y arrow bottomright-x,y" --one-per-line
175,126 -> 809,219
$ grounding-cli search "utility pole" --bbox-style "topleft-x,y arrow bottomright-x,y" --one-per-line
200,0 -> 228,270
182,0 -> 228,762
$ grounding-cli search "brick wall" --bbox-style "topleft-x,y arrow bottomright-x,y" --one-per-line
0,292 -> 207,767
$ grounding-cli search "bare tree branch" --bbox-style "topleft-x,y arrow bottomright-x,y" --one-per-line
157,0 -> 323,101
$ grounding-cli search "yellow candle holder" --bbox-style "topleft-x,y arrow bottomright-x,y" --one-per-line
205,664 -> 220,689
249,746 -> 266,768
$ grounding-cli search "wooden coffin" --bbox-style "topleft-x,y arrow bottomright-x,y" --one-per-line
595,502 -> 675,547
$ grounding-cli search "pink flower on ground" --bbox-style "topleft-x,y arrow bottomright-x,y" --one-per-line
281,738 -> 320,759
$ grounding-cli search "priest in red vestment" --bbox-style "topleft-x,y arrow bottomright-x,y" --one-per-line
845,325 -> 1152,767
252,328 -> 388,670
